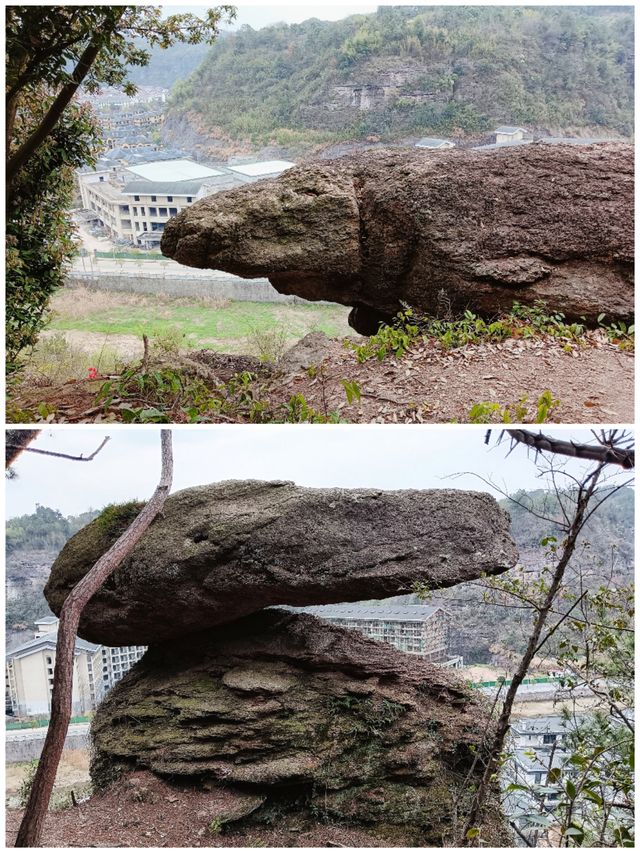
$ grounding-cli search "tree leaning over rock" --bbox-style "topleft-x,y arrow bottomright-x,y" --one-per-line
15,430 -> 174,848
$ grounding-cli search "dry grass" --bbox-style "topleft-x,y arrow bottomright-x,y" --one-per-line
50,287 -> 231,320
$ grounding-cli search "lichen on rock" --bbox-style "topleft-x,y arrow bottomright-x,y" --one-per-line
90,610 -> 506,845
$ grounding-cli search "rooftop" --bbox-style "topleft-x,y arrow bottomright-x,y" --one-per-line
7,632 -> 101,661
228,160 -> 295,177
123,179 -> 209,196
495,125 -> 527,134
293,603 -> 441,623
415,137 -> 453,148
125,159 -> 225,182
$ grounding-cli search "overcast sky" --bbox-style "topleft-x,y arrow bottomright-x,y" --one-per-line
164,2 -> 379,28
6,427 -> 628,519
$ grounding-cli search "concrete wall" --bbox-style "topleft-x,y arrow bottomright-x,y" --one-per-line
66,271 -> 308,303
6,730 -> 89,763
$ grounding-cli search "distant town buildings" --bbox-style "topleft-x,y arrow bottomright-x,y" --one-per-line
295,603 -> 455,663
76,157 -> 295,248
6,618 -> 146,717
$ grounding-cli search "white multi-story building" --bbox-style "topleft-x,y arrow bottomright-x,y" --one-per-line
6,618 -> 146,718
295,603 -> 452,662
76,157 -> 295,248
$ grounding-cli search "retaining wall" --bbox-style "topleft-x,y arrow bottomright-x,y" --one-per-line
67,271 -> 307,303
6,730 -> 89,763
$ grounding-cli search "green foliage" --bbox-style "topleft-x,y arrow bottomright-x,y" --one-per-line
597,314 -> 635,350
6,99 -> 100,368
18,759 -> 40,808
96,364 -> 348,424
95,501 -> 146,536
350,301 -> 614,369
6,505 -> 101,554
6,5 -> 234,364
351,309 -> 420,362
169,7 -> 633,145
465,391 -> 559,424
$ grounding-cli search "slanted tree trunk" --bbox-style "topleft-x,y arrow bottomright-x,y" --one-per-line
15,430 -> 173,848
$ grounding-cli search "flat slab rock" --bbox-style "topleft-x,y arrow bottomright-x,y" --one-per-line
90,610 -> 507,846
161,144 -> 633,332
44,480 -> 517,645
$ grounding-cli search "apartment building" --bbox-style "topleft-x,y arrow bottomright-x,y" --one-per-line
296,603 -> 451,662
77,157 -> 295,248
6,618 -> 146,717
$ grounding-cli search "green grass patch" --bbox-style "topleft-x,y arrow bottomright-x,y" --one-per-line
48,300 -> 351,350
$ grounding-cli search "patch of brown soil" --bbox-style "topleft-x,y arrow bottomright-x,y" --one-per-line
7,332 -> 632,424
6,771 -> 396,848
271,332 -> 632,424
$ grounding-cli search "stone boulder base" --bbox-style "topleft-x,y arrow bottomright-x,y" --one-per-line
44,481 -> 517,645
161,145 -> 634,333
90,610 -> 507,846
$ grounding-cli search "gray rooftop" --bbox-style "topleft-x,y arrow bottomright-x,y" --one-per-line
7,631 -> 101,660
123,179 -> 208,196
415,137 -> 453,148
293,604 -> 441,623
495,125 -> 527,134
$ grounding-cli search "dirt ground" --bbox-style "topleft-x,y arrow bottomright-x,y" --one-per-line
270,332 -> 633,424
6,750 -> 90,809
6,770 -> 399,848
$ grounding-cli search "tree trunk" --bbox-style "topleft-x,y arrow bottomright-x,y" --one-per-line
15,430 -> 173,848
460,463 -> 604,844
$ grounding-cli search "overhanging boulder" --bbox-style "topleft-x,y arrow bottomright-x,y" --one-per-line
161,144 -> 633,334
44,480 -> 517,645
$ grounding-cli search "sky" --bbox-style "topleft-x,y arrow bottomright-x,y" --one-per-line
164,2 -> 379,28
6,427 -> 629,519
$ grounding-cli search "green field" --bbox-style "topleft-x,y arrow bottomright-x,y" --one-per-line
25,288 -> 354,383
49,296 -> 352,349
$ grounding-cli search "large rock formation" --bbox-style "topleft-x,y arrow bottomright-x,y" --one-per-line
44,481 -> 517,645
90,609 -> 507,845
161,144 -> 633,335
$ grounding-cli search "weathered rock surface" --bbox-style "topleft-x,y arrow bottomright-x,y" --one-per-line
44,481 -> 517,645
90,610 -> 507,845
161,144 -> 633,334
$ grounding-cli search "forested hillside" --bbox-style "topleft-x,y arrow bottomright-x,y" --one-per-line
167,6 -> 633,146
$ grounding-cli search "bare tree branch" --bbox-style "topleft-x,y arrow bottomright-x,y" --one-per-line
503,429 -> 634,469
6,436 -> 110,463
15,430 -> 173,848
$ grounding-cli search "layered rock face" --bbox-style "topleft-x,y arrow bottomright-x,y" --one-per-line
44,481 -> 517,646
161,144 -> 633,334
91,610 -> 506,845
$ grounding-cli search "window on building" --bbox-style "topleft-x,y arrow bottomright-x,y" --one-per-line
159,207 -> 168,216
99,176 -> 104,182
142,222 -> 148,231
151,195 -> 157,202
133,207 -> 137,216
167,195 -> 173,202
533,772 -> 543,784
543,734 -> 557,744
187,197 -> 193,203
134,194 -> 140,201
169,207 -> 177,216
149,207 -> 157,216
